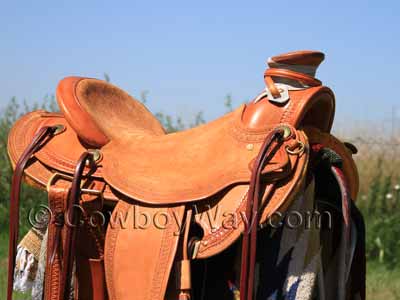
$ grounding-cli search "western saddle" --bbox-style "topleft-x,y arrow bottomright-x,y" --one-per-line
6,50 -> 363,300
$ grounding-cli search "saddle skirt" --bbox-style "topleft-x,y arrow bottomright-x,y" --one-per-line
6,50 -> 362,300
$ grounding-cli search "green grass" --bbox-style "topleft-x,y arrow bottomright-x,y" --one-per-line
367,262 -> 400,299
0,232 -> 30,300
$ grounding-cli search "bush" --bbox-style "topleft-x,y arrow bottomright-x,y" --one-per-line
358,158 -> 400,268
0,97 -> 58,233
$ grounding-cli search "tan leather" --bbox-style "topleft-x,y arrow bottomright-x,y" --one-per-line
57,77 -> 165,148
196,130 -> 308,259
269,50 -> 325,66
101,108 -> 302,204
7,111 -> 119,203
105,203 -> 186,300
242,87 -> 335,132
6,50 -> 360,300
264,76 -> 281,98
45,186 -> 69,300
243,49 -> 335,132
56,77 -> 109,148
8,111 -> 102,178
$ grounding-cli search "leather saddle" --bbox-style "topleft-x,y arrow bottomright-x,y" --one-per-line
7,50 -> 359,300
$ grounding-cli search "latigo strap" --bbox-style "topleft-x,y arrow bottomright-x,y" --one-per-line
8,126 -> 58,300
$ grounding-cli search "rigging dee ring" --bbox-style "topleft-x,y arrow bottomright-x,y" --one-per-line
285,141 -> 305,155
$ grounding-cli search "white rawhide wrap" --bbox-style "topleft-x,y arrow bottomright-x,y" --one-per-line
267,57 -> 318,77
254,57 -> 319,104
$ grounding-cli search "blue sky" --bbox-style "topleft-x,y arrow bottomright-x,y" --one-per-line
1,0 -> 399,128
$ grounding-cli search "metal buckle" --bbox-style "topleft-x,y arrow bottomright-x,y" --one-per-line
46,172 -> 105,197
285,141 -> 305,155
46,173 -> 73,192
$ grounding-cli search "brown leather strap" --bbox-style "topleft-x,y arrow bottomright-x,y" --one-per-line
240,128 -> 285,300
264,68 -> 322,87
331,165 -> 352,298
7,126 -> 57,300
264,76 -> 281,99
62,152 -> 95,300
331,166 -> 351,240
45,186 -> 70,300
177,209 -> 193,300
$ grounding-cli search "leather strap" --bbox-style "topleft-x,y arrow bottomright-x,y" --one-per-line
177,209 -> 193,300
331,165 -> 352,299
45,186 -> 70,300
7,126 -> 57,300
240,128 -> 285,300
264,76 -> 281,99
62,152 -> 95,300
264,68 -> 322,87
331,165 -> 351,247
7,124 -> 95,300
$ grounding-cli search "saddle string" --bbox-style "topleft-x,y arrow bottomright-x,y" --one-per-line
178,209 -> 194,300
240,128 -> 285,300
7,126 -> 60,300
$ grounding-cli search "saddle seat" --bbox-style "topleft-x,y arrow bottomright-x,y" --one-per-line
101,106 -> 305,204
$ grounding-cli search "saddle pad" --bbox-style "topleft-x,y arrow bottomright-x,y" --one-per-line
304,126 -> 359,200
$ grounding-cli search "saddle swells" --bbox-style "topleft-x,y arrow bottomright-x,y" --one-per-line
6,50 -> 364,300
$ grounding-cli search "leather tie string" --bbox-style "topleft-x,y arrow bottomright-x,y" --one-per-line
7,126 -> 58,300
239,128 -> 285,300
62,152 -> 95,300
178,209 -> 193,300
50,211 -> 65,265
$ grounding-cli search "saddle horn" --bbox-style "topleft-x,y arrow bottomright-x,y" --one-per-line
242,50 -> 335,133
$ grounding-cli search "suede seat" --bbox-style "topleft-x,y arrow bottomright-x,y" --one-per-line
56,77 -> 166,148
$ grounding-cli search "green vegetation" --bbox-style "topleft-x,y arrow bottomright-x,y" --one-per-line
0,94 -> 399,299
